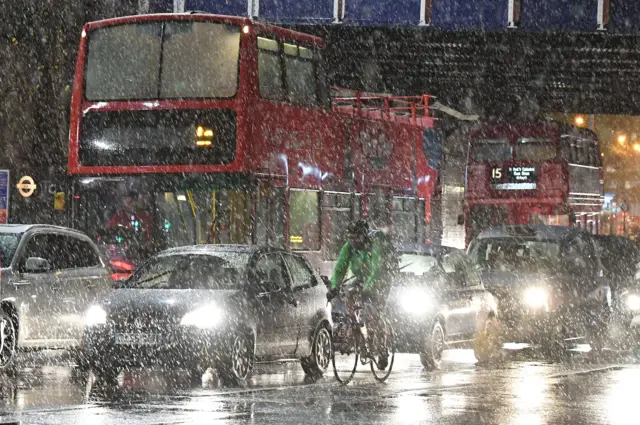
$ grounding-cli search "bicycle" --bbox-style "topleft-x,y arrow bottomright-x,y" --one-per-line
330,284 -> 396,385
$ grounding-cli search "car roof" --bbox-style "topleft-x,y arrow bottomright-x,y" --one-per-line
396,243 -> 459,256
0,224 -> 87,236
475,225 -> 581,241
157,244 -> 266,257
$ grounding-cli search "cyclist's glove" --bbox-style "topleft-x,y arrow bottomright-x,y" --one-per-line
326,287 -> 339,302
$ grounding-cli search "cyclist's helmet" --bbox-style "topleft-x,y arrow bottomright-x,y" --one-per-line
347,220 -> 369,237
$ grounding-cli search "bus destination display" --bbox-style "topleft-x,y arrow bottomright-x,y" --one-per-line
490,166 -> 537,190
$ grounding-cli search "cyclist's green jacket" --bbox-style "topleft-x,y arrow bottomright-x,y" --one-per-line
331,240 -> 382,293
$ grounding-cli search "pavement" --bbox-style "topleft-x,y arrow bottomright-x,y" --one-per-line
0,347 -> 637,425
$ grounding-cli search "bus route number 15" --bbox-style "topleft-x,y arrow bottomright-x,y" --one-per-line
490,166 -> 503,183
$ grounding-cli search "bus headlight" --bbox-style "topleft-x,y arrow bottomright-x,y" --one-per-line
524,287 -> 548,310
401,288 -> 433,315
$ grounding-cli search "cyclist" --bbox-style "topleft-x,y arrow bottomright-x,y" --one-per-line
327,220 -> 395,368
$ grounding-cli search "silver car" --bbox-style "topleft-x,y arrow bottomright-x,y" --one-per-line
0,224 -> 111,368
468,225 -> 612,353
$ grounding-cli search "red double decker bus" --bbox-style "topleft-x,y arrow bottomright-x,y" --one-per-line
67,13 -> 438,276
464,120 -> 604,244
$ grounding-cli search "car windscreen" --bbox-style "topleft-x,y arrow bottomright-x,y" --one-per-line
399,254 -> 439,276
471,238 -> 561,273
0,233 -> 20,266
129,252 -> 250,290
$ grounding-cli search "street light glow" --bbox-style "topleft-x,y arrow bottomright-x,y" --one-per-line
633,144 -> 640,152
618,134 -> 627,145
575,116 -> 585,126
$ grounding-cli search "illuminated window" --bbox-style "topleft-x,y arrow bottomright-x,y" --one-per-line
290,191 -> 320,251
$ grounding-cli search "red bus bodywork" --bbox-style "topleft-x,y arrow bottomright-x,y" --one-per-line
464,121 -> 604,245
68,14 -> 438,274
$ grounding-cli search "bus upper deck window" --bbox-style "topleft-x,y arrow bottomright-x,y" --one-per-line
258,37 -> 285,101
469,138 -> 511,162
515,137 -> 556,161
284,43 -> 318,107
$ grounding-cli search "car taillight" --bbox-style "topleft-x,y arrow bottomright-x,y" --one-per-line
111,272 -> 133,281
110,259 -> 134,272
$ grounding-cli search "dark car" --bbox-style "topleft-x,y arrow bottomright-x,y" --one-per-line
594,235 -> 640,348
82,245 -> 332,385
386,243 -> 498,370
0,224 -> 111,368
468,225 -> 612,353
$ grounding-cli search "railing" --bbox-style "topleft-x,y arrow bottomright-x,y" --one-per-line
331,87 -> 435,128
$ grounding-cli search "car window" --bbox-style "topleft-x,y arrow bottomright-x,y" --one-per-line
562,235 -> 594,274
399,254 -> 438,276
461,256 -> 482,287
440,252 -> 465,286
132,255 -> 178,288
65,237 -> 102,268
0,233 -> 21,266
284,254 -> 315,290
254,253 -> 290,291
471,238 -> 561,273
21,234 -> 57,270
131,252 -> 250,290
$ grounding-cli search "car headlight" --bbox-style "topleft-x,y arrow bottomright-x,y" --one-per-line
85,305 -> 107,327
401,287 -> 433,315
523,287 -> 548,310
180,305 -> 222,329
626,294 -> 640,311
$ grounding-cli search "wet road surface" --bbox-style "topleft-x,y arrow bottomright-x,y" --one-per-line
0,348 -> 638,424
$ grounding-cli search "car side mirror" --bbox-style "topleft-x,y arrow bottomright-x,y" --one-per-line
25,257 -> 51,273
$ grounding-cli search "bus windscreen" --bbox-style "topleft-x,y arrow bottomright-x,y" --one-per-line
84,21 -> 241,101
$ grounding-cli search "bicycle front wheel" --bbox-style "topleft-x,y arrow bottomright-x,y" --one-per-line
332,322 -> 359,385
370,317 -> 395,383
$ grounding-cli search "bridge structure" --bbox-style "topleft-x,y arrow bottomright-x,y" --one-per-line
139,0 -> 640,115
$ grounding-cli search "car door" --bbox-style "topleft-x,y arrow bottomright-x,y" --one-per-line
439,251 -> 474,339
459,254 -> 489,337
6,232 -> 64,345
282,253 -> 323,356
55,234 -> 111,344
563,234 -> 602,302
252,251 -> 299,359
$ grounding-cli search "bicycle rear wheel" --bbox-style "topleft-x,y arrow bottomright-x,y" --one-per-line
370,317 -> 395,383
332,321 -> 359,385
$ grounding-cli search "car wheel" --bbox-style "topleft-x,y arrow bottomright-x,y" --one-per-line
218,332 -> 254,387
301,324 -> 332,379
420,321 -> 445,371
474,314 -> 501,364
0,310 -> 16,371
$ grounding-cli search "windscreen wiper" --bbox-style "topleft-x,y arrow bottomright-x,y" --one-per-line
133,269 -> 174,287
